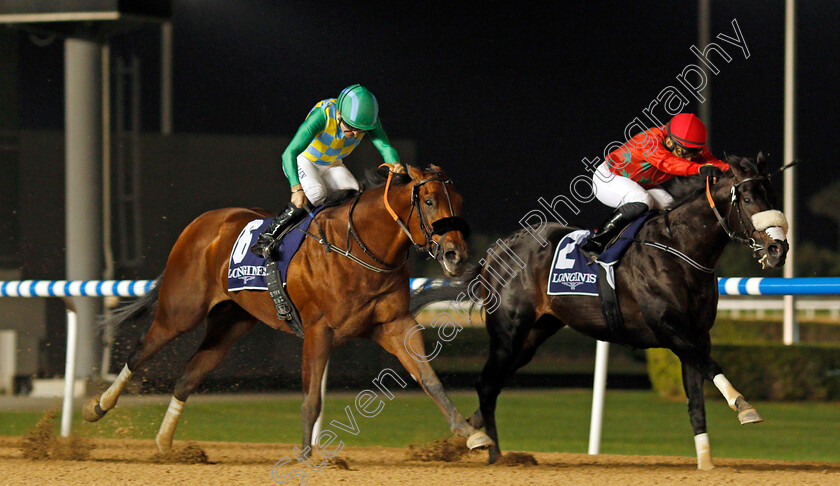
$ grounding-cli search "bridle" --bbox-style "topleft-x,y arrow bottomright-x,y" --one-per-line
300,169 -> 470,273
383,168 -> 471,261
705,174 -> 766,254
635,164 -> 789,273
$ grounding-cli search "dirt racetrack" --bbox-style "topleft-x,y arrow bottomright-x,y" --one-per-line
2,436 -> 840,485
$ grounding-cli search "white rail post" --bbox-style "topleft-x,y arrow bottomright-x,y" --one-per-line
61,310 -> 78,437
588,340 -> 609,455
783,0 -> 798,345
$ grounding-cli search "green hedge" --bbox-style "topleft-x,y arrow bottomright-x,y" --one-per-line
711,318 -> 840,344
647,343 -> 840,401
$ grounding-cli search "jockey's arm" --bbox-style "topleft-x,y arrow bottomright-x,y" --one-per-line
697,148 -> 731,172
645,141 -> 706,176
281,109 -> 327,187
368,122 -> 403,172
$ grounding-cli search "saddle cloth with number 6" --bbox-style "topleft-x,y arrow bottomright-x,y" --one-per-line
227,208 -> 325,292
546,213 -> 654,296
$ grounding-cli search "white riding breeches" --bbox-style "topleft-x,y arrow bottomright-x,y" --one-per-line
593,162 -> 674,210
295,154 -> 360,207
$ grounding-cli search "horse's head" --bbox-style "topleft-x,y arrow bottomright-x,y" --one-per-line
723,152 -> 789,269
403,164 -> 471,276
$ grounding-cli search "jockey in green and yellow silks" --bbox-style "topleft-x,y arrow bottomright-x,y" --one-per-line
251,84 -> 404,258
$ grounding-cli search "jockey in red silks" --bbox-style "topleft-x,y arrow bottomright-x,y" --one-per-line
582,113 -> 731,257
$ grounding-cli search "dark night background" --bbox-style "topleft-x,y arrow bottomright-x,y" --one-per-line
2,0 -> 840,393
11,0 -> 840,253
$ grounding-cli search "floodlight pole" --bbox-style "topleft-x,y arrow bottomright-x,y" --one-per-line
65,36 -> 103,378
697,0 -> 712,145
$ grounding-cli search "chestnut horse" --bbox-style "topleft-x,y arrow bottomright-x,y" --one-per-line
83,164 -> 492,452
410,154 -> 789,469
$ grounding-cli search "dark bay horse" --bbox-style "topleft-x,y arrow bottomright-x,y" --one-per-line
410,154 -> 789,469
83,164 -> 493,452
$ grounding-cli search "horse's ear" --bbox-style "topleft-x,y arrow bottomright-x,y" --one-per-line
728,155 -> 746,178
756,151 -> 767,173
407,164 -> 424,181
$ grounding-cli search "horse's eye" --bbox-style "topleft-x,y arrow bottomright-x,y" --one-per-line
425,198 -> 434,207
744,197 -> 752,205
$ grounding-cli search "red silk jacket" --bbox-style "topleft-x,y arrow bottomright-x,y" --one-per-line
606,126 -> 730,188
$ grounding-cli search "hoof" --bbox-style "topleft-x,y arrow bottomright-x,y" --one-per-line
155,434 -> 172,453
697,459 -> 715,471
735,396 -> 763,424
82,395 -> 107,423
466,431 -> 494,450
738,408 -> 764,424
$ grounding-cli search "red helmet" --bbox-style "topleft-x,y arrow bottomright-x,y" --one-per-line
666,113 -> 707,149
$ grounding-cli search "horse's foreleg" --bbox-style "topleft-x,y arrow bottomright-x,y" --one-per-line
473,322 -> 560,462
711,373 -> 763,425
372,318 -> 493,450
156,307 -> 257,452
300,326 -> 332,455
476,339 -> 514,463
681,351 -> 763,425
657,320 -> 764,429
681,361 -> 713,470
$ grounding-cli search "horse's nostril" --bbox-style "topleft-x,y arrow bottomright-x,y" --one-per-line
444,250 -> 459,263
768,244 -> 781,256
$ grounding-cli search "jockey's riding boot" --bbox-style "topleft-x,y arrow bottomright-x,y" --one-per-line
581,202 -> 649,259
250,203 -> 307,258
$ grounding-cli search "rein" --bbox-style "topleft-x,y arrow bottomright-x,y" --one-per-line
298,211 -> 407,273
631,173 -> 769,274
296,168 -> 470,273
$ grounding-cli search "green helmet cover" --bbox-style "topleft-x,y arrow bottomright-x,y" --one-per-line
336,84 -> 379,131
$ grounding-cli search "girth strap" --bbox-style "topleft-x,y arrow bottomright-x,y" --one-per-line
265,258 -> 304,338
596,263 -> 630,345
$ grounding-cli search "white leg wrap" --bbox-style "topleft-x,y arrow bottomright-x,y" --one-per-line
156,396 -> 185,450
713,374 -> 740,409
694,433 -> 714,470
100,364 -> 133,411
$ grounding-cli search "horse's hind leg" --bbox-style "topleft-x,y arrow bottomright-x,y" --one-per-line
156,301 -> 257,452
83,282 -> 212,423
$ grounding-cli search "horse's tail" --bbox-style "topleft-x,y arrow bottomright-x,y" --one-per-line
100,274 -> 163,330
409,264 -> 482,315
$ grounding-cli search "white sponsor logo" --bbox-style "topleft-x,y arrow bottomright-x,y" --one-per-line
228,265 -> 267,283
551,271 -> 596,290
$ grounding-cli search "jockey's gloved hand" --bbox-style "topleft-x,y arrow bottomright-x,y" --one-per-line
699,165 -> 723,179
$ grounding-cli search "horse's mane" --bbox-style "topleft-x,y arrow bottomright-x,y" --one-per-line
361,166 -> 412,190
660,174 -> 711,208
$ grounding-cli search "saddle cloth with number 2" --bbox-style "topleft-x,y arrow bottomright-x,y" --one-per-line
546,213 -> 653,296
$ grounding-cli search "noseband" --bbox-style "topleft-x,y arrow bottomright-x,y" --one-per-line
705,175 -> 766,254
385,169 -> 471,260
